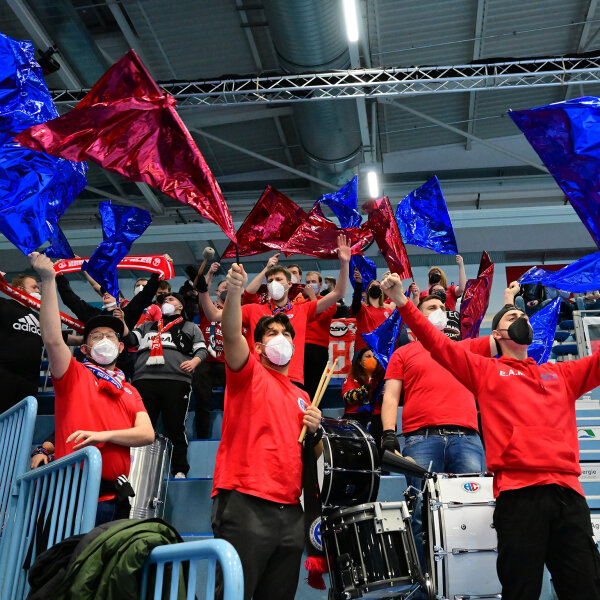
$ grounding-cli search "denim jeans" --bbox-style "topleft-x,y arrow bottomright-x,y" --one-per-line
402,432 -> 486,571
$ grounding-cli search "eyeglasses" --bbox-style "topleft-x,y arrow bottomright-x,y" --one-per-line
88,332 -> 119,343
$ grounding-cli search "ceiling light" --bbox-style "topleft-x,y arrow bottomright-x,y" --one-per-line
367,170 -> 379,199
342,0 -> 359,42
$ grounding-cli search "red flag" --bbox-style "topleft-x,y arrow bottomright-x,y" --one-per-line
222,186 -> 306,259
14,50 -> 236,242
363,197 -> 412,279
281,204 -> 373,259
459,251 -> 495,340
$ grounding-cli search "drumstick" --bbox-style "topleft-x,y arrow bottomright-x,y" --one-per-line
299,358 -> 339,443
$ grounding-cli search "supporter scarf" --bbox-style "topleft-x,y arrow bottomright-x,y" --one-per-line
269,300 -> 293,315
146,317 -> 183,365
82,360 -> 125,391
53,254 -> 174,280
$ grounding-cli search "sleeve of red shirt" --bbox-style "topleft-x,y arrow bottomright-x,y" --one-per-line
242,291 -> 260,305
464,334 -> 493,357
447,285 -> 460,301
341,375 -> 358,395
385,347 -> 405,380
51,356 -> 81,397
557,349 -> 600,401
397,301 -> 485,394
225,352 -> 258,393
305,299 -> 318,321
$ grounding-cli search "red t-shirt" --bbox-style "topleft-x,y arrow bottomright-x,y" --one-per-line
352,303 -> 393,352
52,357 -> 146,481
241,300 -> 318,384
305,297 -> 336,347
212,353 -> 311,503
199,305 -> 224,363
419,285 -> 460,311
385,336 -> 491,434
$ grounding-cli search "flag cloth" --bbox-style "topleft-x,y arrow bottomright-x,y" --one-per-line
528,297 -> 561,364
362,308 -> 403,369
15,50 -> 236,242
82,201 -> 151,299
519,250 -> 600,293
43,221 -> 74,259
281,204 -> 372,259
317,176 -> 362,229
510,97 -> 600,249
363,197 -> 412,279
350,254 -> 377,289
222,186 -> 306,258
0,32 -> 86,255
395,176 -> 458,255
459,251 -> 494,339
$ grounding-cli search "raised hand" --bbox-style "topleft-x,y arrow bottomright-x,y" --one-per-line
354,267 -> 362,283
381,273 -> 406,306
337,234 -> 351,263
226,263 -> 248,294
29,252 -> 56,281
266,253 -> 280,269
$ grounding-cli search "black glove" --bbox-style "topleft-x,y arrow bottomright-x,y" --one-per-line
195,273 -> 208,293
185,265 -> 198,281
381,429 -> 400,454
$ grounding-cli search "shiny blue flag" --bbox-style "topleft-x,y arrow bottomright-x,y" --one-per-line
43,220 -> 74,259
528,297 -> 561,365
317,176 -> 362,229
395,176 -> 458,255
519,250 -> 600,292
0,32 -> 86,255
82,201 -> 151,299
362,304 -> 403,369
350,254 -> 377,290
510,97 -> 600,249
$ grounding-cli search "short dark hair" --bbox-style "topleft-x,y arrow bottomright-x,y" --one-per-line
135,278 -> 148,287
254,313 -> 295,342
417,294 -> 445,310
287,263 -> 302,276
492,304 -> 524,331
158,281 -> 171,292
265,266 -> 291,282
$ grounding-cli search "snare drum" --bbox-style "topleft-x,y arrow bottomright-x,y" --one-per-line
423,473 -> 501,600
319,418 -> 380,507
322,501 -> 425,599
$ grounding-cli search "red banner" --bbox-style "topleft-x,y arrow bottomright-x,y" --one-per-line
328,318 -> 357,379
54,255 -> 174,279
0,273 -> 84,333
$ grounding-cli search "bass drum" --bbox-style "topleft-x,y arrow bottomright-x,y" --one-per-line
319,418 -> 380,508
129,433 -> 172,519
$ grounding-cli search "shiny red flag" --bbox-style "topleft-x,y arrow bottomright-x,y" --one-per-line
14,50 -> 236,242
222,186 -> 306,259
459,251 -> 495,340
363,197 -> 412,279
281,204 -> 373,259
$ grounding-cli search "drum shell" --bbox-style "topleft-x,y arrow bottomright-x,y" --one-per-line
129,434 -> 172,519
320,418 -> 380,507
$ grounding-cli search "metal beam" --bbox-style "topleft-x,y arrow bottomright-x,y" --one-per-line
189,127 -> 338,190
137,182 -> 166,215
382,99 -> 549,174
106,0 -> 150,67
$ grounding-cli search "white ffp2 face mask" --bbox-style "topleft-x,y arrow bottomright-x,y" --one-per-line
308,283 -> 320,294
267,280 -> 286,301
290,274 -> 299,284
263,334 -> 294,366
428,308 -> 448,331
90,338 -> 119,365
161,302 -> 176,316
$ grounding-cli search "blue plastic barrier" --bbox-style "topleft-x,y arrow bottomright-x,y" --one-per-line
0,397 -> 37,535
0,447 -> 101,600
140,538 -> 243,600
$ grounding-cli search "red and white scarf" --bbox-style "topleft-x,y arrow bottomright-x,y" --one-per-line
146,317 -> 183,365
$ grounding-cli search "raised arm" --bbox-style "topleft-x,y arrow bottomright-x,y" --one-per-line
55,273 -> 98,323
316,235 -> 350,315
221,263 -> 249,371
504,281 -> 520,305
30,252 -> 72,379
245,253 -> 280,295
123,271 -> 161,328
82,269 -> 102,297
196,272 -> 223,322
455,255 -> 467,296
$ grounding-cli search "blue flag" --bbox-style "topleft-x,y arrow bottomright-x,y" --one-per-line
43,220 -> 74,259
519,251 -> 600,293
395,176 -> 458,255
82,201 -> 151,299
0,32 -> 86,255
528,297 -> 561,365
317,176 -> 362,229
510,97 -> 600,249
350,254 -> 377,290
362,307 -> 403,369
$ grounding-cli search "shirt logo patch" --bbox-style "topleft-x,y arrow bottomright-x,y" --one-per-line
540,372 -> 558,381
499,369 -> 525,377
463,482 -> 480,493
309,518 -> 322,551
13,314 -> 41,335
298,398 -> 306,411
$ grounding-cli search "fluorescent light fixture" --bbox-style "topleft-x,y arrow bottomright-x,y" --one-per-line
367,170 -> 379,198
342,0 -> 359,42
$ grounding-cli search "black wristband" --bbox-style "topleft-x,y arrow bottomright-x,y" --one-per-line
308,425 -> 324,444
195,274 -> 208,293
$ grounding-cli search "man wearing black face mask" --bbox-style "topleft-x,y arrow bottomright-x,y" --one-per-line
383,275 -> 600,600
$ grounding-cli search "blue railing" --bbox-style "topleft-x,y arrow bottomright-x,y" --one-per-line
140,538 -> 243,600
0,447 -> 101,600
0,397 -> 37,533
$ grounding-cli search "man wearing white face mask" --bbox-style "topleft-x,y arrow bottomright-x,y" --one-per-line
28,252 -> 155,525
125,292 -> 207,478
212,261 -> 322,600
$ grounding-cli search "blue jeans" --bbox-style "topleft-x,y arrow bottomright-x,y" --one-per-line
95,498 -> 131,526
402,432 -> 486,571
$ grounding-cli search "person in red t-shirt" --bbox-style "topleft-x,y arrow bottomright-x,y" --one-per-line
350,269 -> 395,352
212,261 -> 322,600
383,274 -> 600,600
29,252 -> 155,526
418,255 -> 466,311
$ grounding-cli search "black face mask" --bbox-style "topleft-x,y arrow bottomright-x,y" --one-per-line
156,293 -> 168,305
429,272 -> 442,285
499,317 -> 533,346
368,286 -> 382,299
218,290 -> 227,304
431,289 -> 447,303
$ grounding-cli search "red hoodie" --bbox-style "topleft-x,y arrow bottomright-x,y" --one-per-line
398,300 -> 600,498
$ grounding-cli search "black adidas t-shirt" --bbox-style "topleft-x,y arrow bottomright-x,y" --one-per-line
0,298 -> 43,379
